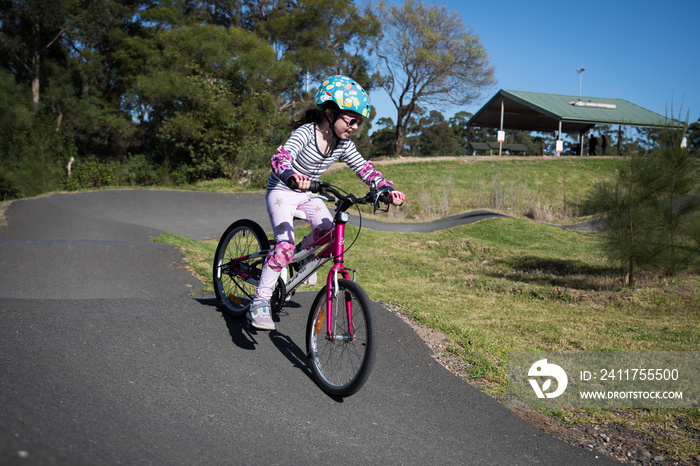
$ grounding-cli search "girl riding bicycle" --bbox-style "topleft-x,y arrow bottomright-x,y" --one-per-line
248,75 -> 406,330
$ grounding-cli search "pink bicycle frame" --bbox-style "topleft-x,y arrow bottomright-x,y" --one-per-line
311,222 -> 354,340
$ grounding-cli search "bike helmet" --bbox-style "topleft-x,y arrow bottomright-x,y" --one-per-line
314,75 -> 371,118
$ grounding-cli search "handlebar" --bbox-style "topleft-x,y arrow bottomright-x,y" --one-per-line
287,178 -> 324,193
286,178 -> 394,212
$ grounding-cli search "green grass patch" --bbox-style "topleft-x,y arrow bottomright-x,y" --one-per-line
153,231 -> 217,294
322,157 -> 620,222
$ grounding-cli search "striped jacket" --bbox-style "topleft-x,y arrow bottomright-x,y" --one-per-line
267,123 -> 393,191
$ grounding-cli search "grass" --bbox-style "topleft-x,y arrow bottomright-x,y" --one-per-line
161,156 -> 620,223
153,232 -> 216,287
151,157 -> 698,462
0,200 -> 10,228
321,157 -> 620,222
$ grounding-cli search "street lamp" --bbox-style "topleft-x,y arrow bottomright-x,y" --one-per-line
576,67 -> 585,96
576,67 -> 586,155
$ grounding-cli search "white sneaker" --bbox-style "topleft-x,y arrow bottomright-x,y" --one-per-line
247,301 -> 275,330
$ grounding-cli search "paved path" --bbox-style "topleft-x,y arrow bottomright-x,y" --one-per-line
0,190 -> 617,465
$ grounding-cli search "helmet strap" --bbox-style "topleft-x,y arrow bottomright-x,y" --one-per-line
324,107 -> 341,141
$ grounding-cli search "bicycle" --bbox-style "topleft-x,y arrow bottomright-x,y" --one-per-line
212,180 -> 395,397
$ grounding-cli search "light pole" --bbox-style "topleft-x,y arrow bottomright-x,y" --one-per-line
576,67 -> 585,96
576,67 -> 585,155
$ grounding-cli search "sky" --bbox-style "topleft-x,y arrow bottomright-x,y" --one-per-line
368,0 -> 700,130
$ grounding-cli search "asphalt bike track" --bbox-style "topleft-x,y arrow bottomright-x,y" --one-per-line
0,189 -> 617,465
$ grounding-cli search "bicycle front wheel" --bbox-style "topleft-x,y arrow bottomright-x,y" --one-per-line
305,278 -> 376,397
213,219 -> 270,317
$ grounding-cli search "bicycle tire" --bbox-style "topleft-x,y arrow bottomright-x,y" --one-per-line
305,278 -> 376,397
213,219 -> 270,317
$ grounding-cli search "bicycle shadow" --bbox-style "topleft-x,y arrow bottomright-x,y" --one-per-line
199,297 -> 335,398
268,329 -> 313,381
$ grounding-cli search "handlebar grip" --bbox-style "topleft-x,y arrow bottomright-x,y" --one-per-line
378,193 -> 393,204
287,177 -> 321,193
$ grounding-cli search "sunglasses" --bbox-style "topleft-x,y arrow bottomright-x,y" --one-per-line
339,113 -> 363,127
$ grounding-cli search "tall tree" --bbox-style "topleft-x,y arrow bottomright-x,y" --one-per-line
410,110 -> 459,157
370,117 -> 397,158
262,0 -> 380,113
371,0 -> 495,155
449,111 -> 472,154
0,0 -> 78,105
133,24 -> 293,177
582,140 -> 700,284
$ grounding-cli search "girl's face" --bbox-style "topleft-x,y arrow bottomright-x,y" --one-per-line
333,112 -> 363,139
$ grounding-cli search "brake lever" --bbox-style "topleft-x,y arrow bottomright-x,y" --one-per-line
373,192 -> 391,214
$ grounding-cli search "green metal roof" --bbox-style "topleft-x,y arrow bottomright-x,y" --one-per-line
467,89 -> 683,134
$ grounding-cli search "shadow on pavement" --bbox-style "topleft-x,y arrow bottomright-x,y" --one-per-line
197,296 -> 316,387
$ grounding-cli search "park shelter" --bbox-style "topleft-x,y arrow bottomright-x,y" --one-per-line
466,89 -> 683,155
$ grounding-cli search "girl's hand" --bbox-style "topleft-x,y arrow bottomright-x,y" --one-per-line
390,190 -> 405,206
291,174 -> 311,191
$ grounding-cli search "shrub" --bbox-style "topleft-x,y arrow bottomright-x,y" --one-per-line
119,154 -> 158,186
581,147 -> 699,284
64,158 -> 118,190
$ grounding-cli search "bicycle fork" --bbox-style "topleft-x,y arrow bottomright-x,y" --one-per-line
324,221 -> 356,342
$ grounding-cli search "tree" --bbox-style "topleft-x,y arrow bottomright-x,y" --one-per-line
449,111 -> 472,153
410,110 -> 459,157
217,0 -> 381,114
371,0 -> 495,155
685,118 -> 700,153
370,117 -> 397,158
650,128 -> 700,275
582,134 -> 700,284
581,155 -> 662,285
509,129 -> 540,156
0,0 -> 78,105
133,24 -> 292,178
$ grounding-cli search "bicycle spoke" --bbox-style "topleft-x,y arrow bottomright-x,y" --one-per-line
213,220 -> 269,317
306,279 -> 376,397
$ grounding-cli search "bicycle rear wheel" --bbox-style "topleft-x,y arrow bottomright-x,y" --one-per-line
213,219 -> 270,317
305,278 -> 376,397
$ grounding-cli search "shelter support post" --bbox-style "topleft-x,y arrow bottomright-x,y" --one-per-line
499,97 -> 504,156
557,121 -> 562,156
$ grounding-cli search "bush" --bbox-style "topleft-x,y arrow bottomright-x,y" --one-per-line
119,154 -> 158,186
64,158 -> 118,190
0,172 -> 20,200
167,164 -> 198,186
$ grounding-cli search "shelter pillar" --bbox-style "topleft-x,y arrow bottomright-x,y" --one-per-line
499,97 -> 504,156
556,121 -> 563,156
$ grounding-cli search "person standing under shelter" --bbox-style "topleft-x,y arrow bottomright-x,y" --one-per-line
588,133 -> 598,155
601,134 -> 608,155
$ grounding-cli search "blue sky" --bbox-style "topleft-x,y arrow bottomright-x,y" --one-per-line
369,0 -> 700,129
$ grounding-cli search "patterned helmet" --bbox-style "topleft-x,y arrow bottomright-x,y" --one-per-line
314,75 -> 371,118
